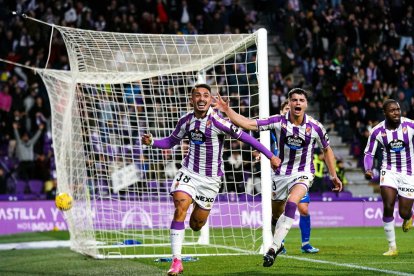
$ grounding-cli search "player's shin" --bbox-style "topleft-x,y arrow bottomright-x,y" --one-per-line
170,221 -> 185,259
271,202 -> 297,250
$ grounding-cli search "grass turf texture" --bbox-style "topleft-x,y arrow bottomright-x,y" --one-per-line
0,227 -> 413,275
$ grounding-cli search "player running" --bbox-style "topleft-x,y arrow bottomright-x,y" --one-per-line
273,100 -> 319,254
142,83 -> 280,275
364,99 -> 414,256
214,88 -> 342,267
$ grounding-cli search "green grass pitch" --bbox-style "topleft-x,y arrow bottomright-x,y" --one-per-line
0,227 -> 413,275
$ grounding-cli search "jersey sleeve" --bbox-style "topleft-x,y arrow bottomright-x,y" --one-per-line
256,115 -> 282,131
152,113 -> 189,148
364,128 -> 380,157
212,112 -> 274,159
311,120 -> 330,149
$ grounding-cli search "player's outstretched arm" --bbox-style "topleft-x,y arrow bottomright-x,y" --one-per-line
323,146 -> 343,192
212,93 -> 258,131
235,131 -> 281,170
141,133 -> 181,149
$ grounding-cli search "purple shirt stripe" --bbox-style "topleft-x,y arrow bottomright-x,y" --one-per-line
285,127 -> 299,175
205,119 -> 213,177
392,131 -> 401,172
193,120 -> 201,174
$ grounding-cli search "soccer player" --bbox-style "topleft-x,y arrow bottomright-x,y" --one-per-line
364,99 -> 414,256
141,84 -> 280,276
273,100 -> 319,254
214,88 -> 342,267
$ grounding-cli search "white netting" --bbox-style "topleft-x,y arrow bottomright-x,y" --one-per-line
36,26 -> 271,258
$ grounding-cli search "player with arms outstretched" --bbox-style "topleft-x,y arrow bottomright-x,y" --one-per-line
273,100 -> 319,254
364,99 -> 414,256
142,84 -> 280,275
214,88 -> 342,267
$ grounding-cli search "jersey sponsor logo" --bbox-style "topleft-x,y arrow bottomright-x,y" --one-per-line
398,187 -> 414,193
189,128 -> 206,145
230,124 -> 239,134
284,135 -> 305,150
387,139 -> 405,152
195,195 -> 214,202
293,175 -> 309,183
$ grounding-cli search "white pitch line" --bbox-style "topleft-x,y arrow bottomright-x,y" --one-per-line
282,255 -> 414,276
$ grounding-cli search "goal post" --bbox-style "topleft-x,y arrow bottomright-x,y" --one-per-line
34,24 -> 272,259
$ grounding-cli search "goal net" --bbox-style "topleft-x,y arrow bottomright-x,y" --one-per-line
36,24 -> 272,258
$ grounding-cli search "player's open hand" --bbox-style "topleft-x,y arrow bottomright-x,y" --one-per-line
330,176 -> 343,192
141,133 -> 153,146
270,155 -> 281,170
212,93 -> 229,113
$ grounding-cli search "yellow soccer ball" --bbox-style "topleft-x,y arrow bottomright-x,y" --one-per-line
55,192 -> 73,211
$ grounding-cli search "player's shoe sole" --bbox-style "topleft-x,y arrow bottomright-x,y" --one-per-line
383,248 -> 398,256
263,245 -> 285,267
402,217 -> 412,232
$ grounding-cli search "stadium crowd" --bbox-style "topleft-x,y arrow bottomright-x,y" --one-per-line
0,0 -> 413,198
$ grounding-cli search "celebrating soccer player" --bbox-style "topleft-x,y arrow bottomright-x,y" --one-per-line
364,99 -> 414,256
141,84 -> 280,276
214,88 -> 342,267
272,100 -> 319,254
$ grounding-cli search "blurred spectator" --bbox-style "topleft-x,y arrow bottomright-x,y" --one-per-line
224,140 -> 244,193
398,10 -> 413,52
13,122 -> 44,181
335,160 -> 348,188
396,91 -> 410,117
312,148 -> 325,192
343,73 -> 365,109
0,84 -> 12,114
0,168 -> 6,194
331,103 -> 348,141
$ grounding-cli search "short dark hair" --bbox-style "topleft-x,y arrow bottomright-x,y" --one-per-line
280,100 -> 289,111
191,83 -> 211,94
287,88 -> 309,100
382,99 -> 398,112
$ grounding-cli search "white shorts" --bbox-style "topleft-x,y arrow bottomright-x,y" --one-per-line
271,173 -> 314,201
170,167 -> 221,210
380,169 -> 414,199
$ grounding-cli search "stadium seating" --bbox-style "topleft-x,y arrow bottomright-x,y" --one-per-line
15,180 -> 27,195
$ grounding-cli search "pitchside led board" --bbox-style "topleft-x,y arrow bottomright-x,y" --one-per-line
0,201 -> 407,235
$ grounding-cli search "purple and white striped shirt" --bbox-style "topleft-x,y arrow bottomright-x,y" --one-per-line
152,108 -> 274,178
256,112 -> 330,175
364,117 -> 414,175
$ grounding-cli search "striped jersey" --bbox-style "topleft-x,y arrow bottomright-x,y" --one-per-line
257,112 -> 330,175
153,108 -> 273,178
364,117 -> 414,175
